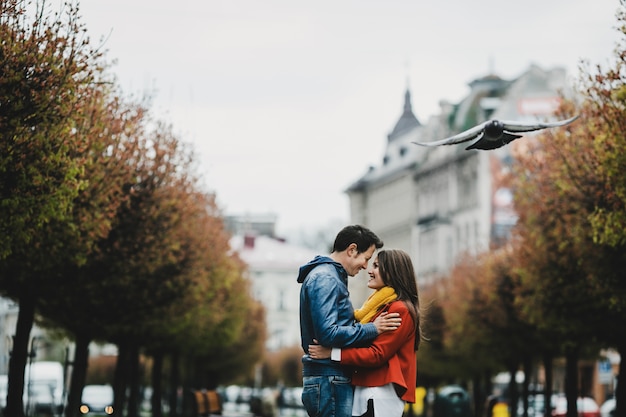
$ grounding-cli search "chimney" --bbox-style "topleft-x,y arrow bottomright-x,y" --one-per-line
244,234 -> 256,249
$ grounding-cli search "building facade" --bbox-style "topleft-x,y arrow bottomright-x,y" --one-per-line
346,64 -> 572,302
229,227 -> 318,352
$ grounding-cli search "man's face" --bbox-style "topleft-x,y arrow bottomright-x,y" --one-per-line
344,244 -> 376,277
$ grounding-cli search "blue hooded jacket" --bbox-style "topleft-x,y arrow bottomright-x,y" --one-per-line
297,255 -> 378,376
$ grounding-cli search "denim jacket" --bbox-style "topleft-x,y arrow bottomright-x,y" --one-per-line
297,256 -> 378,375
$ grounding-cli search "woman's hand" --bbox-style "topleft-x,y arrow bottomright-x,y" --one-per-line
308,340 -> 332,359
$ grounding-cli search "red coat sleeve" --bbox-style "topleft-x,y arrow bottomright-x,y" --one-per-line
339,301 -> 414,367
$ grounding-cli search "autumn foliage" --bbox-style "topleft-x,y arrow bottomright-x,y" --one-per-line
0,1 -> 264,417
418,6 -> 626,417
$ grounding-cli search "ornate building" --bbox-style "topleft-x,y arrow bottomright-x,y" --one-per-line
346,64 -> 572,302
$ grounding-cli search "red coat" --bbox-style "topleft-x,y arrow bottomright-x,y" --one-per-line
340,300 -> 417,402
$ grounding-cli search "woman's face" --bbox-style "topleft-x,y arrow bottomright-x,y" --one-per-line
367,256 -> 386,290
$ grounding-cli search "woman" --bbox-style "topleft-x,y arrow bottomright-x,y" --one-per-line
309,249 -> 423,417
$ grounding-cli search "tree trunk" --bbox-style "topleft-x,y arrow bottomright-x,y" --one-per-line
508,362 -> 519,417
127,343 -> 140,417
543,352 -> 554,417
113,342 -> 129,417
472,374 -> 483,417
151,350 -> 164,417
65,334 -> 91,417
564,347 -> 579,417
522,356 -> 532,417
482,369 -> 495,417
5,294 -> 35,417
168,352 -> 180,417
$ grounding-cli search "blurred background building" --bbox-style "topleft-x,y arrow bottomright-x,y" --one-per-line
346,64 -> 572,304
227,214 -> 318,351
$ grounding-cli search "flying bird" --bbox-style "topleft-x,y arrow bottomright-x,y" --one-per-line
412,115 -> 579,151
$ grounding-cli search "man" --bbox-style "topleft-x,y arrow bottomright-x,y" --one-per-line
297,225 -> 401,417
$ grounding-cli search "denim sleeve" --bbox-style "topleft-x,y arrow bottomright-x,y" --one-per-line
306,274 -> 378,348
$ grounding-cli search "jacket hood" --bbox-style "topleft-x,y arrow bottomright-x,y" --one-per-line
297,255 -> 340,283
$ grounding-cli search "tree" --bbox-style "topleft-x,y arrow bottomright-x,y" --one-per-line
135,190 -> 263,416
509,13 -> 626,411
1,3 -> 266,417
413,284 -> 448,388
510,105 -> 610,417
0,2 -> 121,415
34,94 -> 150,417
0,0 -> 100,260
577,10 -> 626,417
438,249 -> 539,417
49,119 -> 209,417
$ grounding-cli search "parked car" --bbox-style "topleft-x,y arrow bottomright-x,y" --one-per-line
1,373 -> 63,415
280,386 -> 304,408
600,398 -> 615,417
552,396 -> 600,417
526,394 -> 549,417
0,375 -> 6,413
26,382 -> 59,415
80,384 -> 114,415
26,361 -> 65,412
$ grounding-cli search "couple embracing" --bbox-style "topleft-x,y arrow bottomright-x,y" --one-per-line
297,225 -> 424,417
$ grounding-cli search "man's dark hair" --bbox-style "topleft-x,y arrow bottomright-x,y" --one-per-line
332,225 -> 383,254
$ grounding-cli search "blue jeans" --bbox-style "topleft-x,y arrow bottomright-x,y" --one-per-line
301,375 -> 353,417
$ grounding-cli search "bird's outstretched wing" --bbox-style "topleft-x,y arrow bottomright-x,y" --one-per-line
412,121 -> 488,147
412,115 -> 579,148
500,115 -> 579,133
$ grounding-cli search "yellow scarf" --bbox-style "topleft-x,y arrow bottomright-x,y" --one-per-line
354,286 -> 397,324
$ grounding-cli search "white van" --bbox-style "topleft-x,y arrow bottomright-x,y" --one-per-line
0,374 -> 7,411
25,361 -> 65,414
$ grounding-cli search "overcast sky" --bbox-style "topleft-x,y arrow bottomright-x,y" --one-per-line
77,0 -> 620,239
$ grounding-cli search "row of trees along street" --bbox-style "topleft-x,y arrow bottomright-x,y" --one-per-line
414,4 -> 626,417
0,1 -> 266,416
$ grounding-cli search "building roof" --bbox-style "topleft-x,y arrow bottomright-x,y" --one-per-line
346,88 -> 422,192
230,234 -> 318,271
450,73 -> 511,132
387,89 -> 421,142
346,64 -> 569,195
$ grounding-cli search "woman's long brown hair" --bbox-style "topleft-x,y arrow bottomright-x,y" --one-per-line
377,249 -> 423,350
